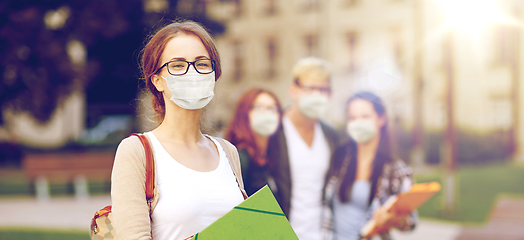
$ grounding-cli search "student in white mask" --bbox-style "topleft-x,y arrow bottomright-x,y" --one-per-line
267,57 -> 344,240
111,21 -> 247,240
322,91 -> 417,240
225,88 -> 283,196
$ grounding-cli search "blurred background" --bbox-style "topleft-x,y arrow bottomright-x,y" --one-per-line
1,0 -> 524,239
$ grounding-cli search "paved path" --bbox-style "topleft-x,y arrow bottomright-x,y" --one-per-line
457,197 -> 524,240
0,194 -> 463,239
391,220 -> 462,240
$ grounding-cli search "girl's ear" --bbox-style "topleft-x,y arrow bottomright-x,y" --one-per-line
151,75 -> 165,92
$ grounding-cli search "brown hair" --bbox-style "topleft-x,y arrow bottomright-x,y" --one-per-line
140,20 -> 222,121
336,91 -> 394,204
225,89 -> 283,166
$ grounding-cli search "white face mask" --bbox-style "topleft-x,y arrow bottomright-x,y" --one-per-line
298,92 -> 329,119
161,69 -> 215,110
250,112 -> 279,137
347,119 -> 377,144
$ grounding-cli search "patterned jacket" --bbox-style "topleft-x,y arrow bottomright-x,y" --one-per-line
322,148 -> 418,240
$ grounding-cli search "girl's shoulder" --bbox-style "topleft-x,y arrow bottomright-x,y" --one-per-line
205,135 -> 238,152
119,134 -> 144,147
114,134 -> 150,165
385,158 -> 413,178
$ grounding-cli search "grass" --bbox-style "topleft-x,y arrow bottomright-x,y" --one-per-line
415,162 -> 524,223
0,228 -> 90,240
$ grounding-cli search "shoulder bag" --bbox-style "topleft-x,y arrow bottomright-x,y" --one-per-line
90,133 -> 154,240
90,134 -> 247,240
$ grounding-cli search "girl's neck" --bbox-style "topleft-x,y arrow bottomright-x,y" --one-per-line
153,101 -> 204,145
286,107 -> 316,131
254,134 -> 269,157
356,133 -> 381,164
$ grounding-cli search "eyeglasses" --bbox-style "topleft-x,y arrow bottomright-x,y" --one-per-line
294,79 -> 331,94
156,59 -> 216,76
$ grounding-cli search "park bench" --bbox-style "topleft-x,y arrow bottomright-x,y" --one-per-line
22,151 -> 115,201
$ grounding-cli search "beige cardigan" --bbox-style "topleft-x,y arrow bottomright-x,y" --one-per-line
111,134 -> 247,240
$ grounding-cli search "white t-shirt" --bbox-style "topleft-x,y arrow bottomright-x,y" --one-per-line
283,116 -> 331,240
147,132 -> 244,240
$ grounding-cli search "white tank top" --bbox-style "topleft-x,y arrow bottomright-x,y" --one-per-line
147,132 -> 244,240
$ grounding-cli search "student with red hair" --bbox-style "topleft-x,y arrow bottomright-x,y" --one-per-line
225,88 -> 283,195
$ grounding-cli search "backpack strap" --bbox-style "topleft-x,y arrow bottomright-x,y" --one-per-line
130,133 -> 155,201
217,138 -> 248,199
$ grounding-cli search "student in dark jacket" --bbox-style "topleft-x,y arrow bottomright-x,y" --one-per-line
225,88 -> 283,196
267,57 -> 344,240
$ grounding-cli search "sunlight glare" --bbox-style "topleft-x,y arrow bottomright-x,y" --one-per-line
440,0 -> 513,37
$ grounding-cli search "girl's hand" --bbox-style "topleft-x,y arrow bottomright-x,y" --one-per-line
371,205 -> 410,234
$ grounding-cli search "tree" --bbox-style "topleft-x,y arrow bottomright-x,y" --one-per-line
0,0 -> 144,125
0,0 -> 224,126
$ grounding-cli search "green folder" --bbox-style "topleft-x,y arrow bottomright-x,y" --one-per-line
188,185 -> 299,239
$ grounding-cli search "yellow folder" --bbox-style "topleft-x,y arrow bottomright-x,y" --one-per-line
188,185 -> 299,239
360,181 -> 441,238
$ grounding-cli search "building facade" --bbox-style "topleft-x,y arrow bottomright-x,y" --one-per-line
208,0 -> 524,162
4,0 -> 524,162
209,0 -> 415,127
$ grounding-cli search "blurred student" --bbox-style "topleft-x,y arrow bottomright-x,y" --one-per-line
225,88 -> 283,195
111,21 -> 246,240
267,57 -> 344,240
323,91 -> 417,240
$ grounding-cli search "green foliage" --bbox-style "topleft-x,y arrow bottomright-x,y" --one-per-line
392,126 -> 512,165
0,0 -> 226,125
0,169 -> 32,195
0,0 -> 143,124
455,130 -> 512,165
0,228 -> 89,240
0,169 -> 110,196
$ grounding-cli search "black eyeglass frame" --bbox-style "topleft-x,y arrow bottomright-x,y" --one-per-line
155,59 -> 216,76
294,79 -> 332,94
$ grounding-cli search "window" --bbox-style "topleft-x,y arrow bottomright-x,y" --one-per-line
490,98 -> 512,130
262,0 -> 276,15
434,101 -> 446,128
493,25 -> 517,65
231,40 -> 244,82
304,34 -> 319,57
347,31 -> 358,72
391,28 -> 404,69
343,0 -> 358,7
265,37 -> 278,79
301,0 -> 319,11
232,0 -> 243,17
